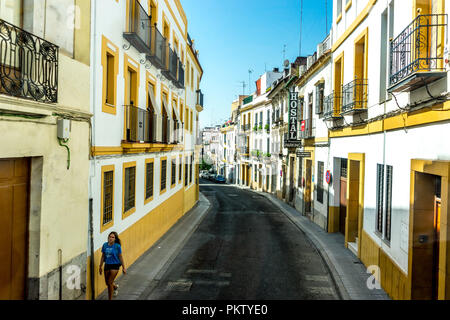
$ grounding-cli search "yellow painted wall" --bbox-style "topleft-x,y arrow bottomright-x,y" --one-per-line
360,230 -> 409,299
91,188 -> 187,298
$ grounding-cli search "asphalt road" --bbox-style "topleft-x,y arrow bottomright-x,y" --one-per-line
145,179 -> 340,300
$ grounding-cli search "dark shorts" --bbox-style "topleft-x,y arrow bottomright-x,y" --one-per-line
104,264 -> 121,271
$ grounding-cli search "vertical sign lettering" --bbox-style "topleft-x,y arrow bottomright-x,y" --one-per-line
289,91 -> 299,141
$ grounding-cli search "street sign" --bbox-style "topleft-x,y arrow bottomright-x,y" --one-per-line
284,141 -> 302,148
326,170 -> 332,184
296,151 -> 311,158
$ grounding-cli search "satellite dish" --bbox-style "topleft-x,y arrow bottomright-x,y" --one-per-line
283,59 -> 290,67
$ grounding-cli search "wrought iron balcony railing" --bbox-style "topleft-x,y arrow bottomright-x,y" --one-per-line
196,89 -> 204,107
123,0 -> 151,54
389,14 -> 448,92
162,46 -> 178,81
341,78 -> 368,114
176,60 -> 184,88
125,104 -> 157,143
323,92 -> 343,120
147,25 -> 166,70
299,119 -> 315,139
0,19 -> 58,103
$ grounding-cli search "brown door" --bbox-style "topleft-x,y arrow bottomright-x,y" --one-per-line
339,177 -> 347,234
282,165 -> 286,199
305,160 -> 312,214
432,195 -> 441,300
0,158 -> 30,300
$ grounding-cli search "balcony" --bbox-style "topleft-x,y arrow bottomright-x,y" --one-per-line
147,25 -> 166,70
162,46 -> 178,81
124,104 -> 157,143
176,60 -> 185,88
0,19 -> 58,103
341,78 -> 368,114
323,92 -> 343,120
299,119 -> 315,139
389,14 -> 448,92
196,89 -> 204,108
123,0 -> 151,54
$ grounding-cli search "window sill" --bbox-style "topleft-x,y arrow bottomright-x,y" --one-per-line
336,13 -> 343,24
345,0 -> 352,12
122,207 -> 136,219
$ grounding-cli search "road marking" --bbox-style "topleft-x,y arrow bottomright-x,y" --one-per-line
187,269 -> 217,275
165,280 -> 192,292
304,275 -> 329,282
194,280 -> 230,287
307,287 -> 335,295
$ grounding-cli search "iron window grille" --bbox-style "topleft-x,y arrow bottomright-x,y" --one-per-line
315,83 -> 325,114
0,18 -> 59,103
317,162 -> 324,204
161,160 -> 167,191
171,159 -> 176,185
124,166 -> 136,213
376,164 -> 384,234
384,165 -> 393,242
103,171 -> 114,225
146,162 -> 154,200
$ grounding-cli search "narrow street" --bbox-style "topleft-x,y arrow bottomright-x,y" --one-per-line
145,179 -> 339,300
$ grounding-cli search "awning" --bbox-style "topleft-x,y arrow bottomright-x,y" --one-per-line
161,97 -> 171,116
148,85 -> 161,114
172,100 -> 181,121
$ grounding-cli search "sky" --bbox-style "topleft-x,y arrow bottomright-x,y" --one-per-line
181,0 -> 333,129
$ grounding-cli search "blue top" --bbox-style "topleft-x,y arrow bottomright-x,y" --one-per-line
102,242 -> 122,265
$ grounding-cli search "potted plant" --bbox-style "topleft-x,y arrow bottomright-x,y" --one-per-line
265,124 -> 270,132
258,124 -> 263,131
253,125 -> 258,132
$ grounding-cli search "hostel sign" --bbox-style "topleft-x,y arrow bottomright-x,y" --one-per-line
284,89 -> 302,149
289,90 -> 299,140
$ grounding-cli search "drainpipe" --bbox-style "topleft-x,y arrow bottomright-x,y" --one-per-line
88,0 -> 98,300
58,249 -> 62,300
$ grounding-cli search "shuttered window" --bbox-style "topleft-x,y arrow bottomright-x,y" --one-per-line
161,160 -> 167,191
145,162 -> 154,200
103,170 -> 114,225
384,165 -> 393,241
376,164 -> 384,234
317,162 -> 324,203
315,83 -> 324,114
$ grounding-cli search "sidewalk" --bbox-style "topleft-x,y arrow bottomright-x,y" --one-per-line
97,192 -> 211,300
252,188 -> 390,300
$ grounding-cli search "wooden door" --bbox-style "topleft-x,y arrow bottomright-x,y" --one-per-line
339,177 -> 347,234
305,160 -> 312,214
432,196 -> 441,300
0,158 -> 30,300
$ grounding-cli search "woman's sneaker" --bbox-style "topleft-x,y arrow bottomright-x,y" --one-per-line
113,283 -> 119,297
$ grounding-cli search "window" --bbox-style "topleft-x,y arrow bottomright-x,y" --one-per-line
171,158 -> 176,186
185,107 -> 189,131
190,110 -> 193,133
315,83 -> 324,114
298,159 -> 303,188
336,0 -> 343,20
123,164 -> 136,215
376,164 -> 385,234
384,165 -> 393,242
317,162 -> 324,204
101,166 -> 114,231
179,156 -> 182,182
102,36 -> 118,114
161,159 -> 167,192
185,157 -> 188,186
190,155 -> 193,184
145,160 -> 154,202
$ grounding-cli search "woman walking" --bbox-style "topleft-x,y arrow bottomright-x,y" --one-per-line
99,231 -> 126,300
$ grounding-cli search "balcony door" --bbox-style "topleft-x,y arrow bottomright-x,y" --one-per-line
354,30 -> 368,110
